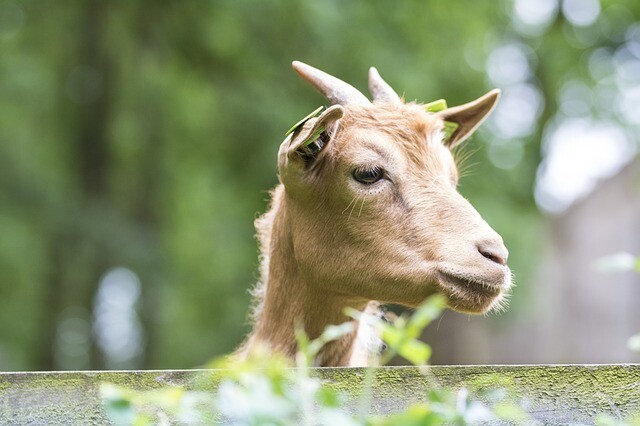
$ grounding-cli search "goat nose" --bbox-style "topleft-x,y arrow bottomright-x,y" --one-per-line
477,240 -> 508,266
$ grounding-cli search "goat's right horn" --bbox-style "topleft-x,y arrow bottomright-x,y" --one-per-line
368,67 -> 402,105
292,61 -> 370,106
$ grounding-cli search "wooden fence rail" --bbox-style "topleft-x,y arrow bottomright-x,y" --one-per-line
1,364 -> 639,424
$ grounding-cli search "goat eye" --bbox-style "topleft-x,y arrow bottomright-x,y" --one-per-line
353,166 -> 384,184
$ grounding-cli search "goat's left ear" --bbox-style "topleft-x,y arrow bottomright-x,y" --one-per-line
437,89 -> 500,148
285,105 -> 344,157
278,105 -> 344,181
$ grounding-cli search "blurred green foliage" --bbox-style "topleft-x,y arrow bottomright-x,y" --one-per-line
1,0 -> 639,371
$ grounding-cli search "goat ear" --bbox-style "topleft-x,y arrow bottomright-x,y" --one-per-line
437,89 -> 500,148
279,105 -> 344,170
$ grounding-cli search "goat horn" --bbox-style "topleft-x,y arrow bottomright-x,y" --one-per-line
292,61 -> 370,106
368,67 -> 402,105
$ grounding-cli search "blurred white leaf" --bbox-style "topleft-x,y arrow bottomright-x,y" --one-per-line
594,252 -> 638,273
628,333 -> 640,352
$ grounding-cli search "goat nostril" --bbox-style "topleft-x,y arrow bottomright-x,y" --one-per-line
481,250 -> 506,266
477,242 -> 508,266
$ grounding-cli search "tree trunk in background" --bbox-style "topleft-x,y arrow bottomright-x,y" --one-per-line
39,1 -> 113,370
77,0 -> 112,370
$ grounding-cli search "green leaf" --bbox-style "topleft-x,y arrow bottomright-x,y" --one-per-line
319,322 -> 355,343
302,126 -> 326,147
316,387 -> 341,408
100,383 -> 135,426
424,99 -> 458,141
306,340 -> 324,359
424,99 -> 448,112
285,106 -> 324,135
298,322 -> 356,361
380,322 -> 406,347
442,121 -> 459,141
295,325 -> 313,365
492,401 -> 530,422
596,414 -> 625,426
378,404 -> 442,426
295,324 -> 310,352
399,340 -> 432,365
381,323 -> 432,365
132,415 -> 155,426
407,295 -> 446,337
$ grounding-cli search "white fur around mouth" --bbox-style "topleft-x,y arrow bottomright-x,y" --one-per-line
435,269 -> 512,314
438,270 -> 504,295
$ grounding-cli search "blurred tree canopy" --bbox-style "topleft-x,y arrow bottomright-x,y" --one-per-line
0,0 -> 638,370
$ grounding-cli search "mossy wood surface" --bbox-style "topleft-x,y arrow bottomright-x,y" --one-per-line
1,364 -> 639,424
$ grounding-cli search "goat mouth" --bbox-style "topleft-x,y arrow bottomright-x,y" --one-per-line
436,271 -> 505,313
438,271 -> 503,295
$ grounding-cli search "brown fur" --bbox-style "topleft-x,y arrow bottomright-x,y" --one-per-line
237,95 -> 511,367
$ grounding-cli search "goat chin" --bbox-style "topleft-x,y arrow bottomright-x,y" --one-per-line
435,268 -> 512,314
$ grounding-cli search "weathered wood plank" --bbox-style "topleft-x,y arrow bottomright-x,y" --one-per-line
0,365 -> 638,425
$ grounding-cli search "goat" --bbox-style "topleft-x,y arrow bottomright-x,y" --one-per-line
237,61 -> 512,367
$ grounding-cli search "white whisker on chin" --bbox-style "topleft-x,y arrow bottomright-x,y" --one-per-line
487,292 -> 511,315
348,195 -> 360,221
342,196 -> 358,215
